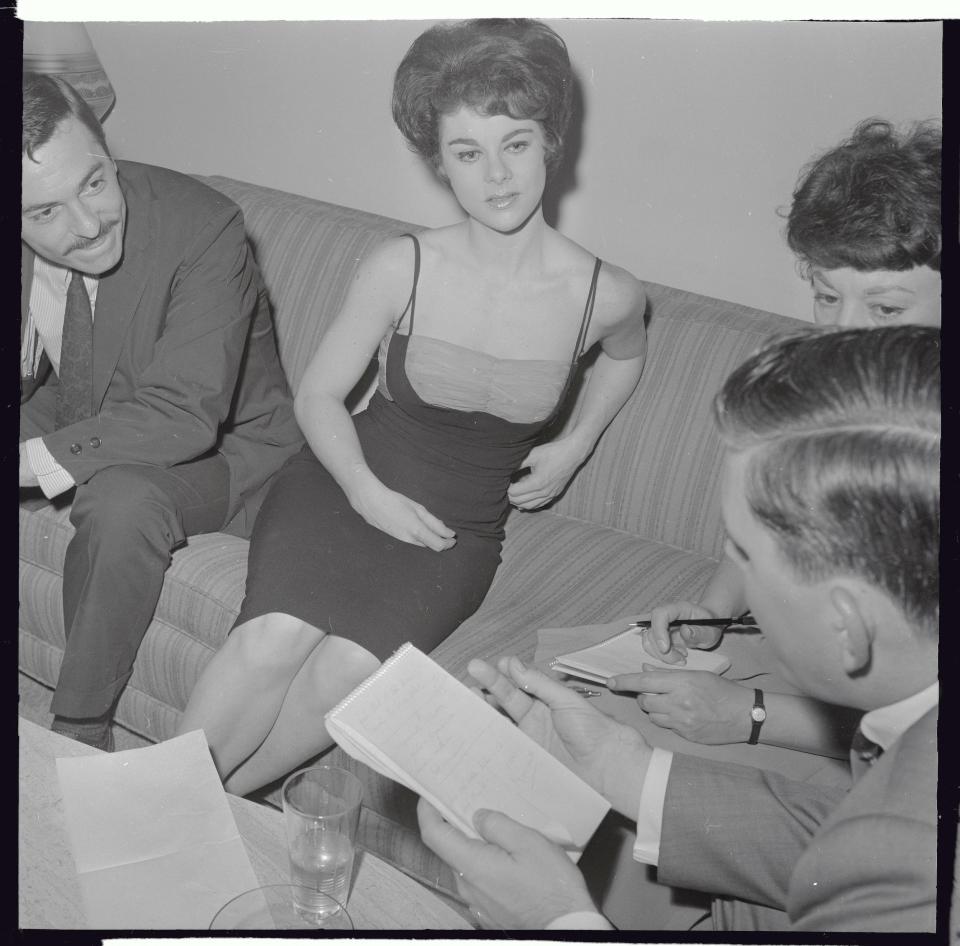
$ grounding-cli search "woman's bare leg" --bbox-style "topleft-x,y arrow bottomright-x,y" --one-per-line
223,633 -> 380,796
176,612 -> 326,779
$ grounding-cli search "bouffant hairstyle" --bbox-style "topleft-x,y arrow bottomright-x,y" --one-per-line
714,325 -> 940,638
786,118 -> 941,274
392,19 -> 574,178
23,72 -> 109,161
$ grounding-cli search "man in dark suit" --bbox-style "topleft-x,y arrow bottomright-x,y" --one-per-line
20,74 -> 303,750
416,325 -> 939,933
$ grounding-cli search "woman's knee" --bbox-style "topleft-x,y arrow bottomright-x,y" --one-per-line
227,613 -> 327,676
306,635 -> 380,693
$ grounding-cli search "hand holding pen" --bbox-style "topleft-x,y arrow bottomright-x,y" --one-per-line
630,605 -> 758,665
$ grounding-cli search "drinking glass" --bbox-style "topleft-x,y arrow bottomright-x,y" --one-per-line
209,883 -> 353,929
281,765 -> 363,919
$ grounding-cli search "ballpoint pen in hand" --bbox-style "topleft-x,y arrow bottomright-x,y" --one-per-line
625,611 -> 759,630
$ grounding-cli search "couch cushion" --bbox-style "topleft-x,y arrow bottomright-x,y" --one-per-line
19,502 -> 249,735
433,507 -> 720,674
20,496 -> 717,724
552,282 -> 808,558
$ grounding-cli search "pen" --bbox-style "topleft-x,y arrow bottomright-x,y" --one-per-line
565,685 -> 603,698
626,612 -> 759,630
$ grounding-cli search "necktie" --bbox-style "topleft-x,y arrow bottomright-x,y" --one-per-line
850,726 -> 884,779
56,270 -> 94,429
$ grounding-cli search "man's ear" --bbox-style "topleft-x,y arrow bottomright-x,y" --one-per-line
829,584 -> 873,674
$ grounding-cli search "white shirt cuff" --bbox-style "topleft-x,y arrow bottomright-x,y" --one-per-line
26,437 -> 77,498
632,746 -> 674,865
545,910 -> 614,930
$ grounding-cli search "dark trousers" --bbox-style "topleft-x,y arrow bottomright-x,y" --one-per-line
21,397 -> 230,718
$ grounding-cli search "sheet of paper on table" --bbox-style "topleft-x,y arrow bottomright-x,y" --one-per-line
56,729 -> 260,929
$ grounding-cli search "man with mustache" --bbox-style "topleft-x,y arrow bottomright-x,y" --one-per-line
20,74 -> 303,751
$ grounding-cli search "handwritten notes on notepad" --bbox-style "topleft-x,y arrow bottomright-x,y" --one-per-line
325,644 -> 609,858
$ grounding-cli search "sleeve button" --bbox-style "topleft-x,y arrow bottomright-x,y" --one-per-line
89,436 -> 101,448
70,443 -> 82,455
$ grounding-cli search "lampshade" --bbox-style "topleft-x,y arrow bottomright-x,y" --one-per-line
23,22 -> 116,121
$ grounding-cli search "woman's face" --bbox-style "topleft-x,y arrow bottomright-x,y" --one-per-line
437,107 -> 548,233
810,265 -> 941,328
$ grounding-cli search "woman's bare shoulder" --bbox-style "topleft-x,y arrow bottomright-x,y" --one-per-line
361,232 -> 420,272
349,233 -> 423,303
594,260 -> 647,328
545,232 -> 644,326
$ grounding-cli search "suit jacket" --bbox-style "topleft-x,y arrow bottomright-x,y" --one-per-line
21,161 -> 303,532
657,706 -> 937,933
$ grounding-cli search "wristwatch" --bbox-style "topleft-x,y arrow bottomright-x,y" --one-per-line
747,688 -> 766,745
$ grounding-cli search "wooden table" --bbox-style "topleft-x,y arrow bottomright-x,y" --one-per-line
18,717 -> 471,930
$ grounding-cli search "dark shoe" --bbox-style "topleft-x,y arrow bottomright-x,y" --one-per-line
51,714 -> 115,752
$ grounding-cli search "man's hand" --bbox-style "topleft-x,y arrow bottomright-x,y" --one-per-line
507,437 -> 589,510
417,799 -> 600,930
637,601 -> 725,664
19,443 -> 38,488
469,656 -> 651,817
607,668 -> 754,744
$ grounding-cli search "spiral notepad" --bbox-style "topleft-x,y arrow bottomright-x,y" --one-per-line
550,623 -> 731,684
324,643 -> 609,859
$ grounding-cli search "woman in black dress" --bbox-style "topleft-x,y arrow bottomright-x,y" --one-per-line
179,19 -> 647,795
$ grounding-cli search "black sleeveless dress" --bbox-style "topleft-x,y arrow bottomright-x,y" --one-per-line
235,236 -> 602,659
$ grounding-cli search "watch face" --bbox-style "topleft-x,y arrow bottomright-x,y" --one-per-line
751,706 -> 766,723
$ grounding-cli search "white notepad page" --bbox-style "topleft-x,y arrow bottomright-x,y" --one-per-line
325,643 -> 610,858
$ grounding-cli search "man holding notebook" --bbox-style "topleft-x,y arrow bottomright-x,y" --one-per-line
417,325 -> 939,933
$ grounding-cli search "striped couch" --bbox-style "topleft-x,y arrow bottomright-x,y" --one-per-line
18,174 -> 806,881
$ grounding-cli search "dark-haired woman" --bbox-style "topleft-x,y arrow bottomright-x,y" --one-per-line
178,19 -> 647,794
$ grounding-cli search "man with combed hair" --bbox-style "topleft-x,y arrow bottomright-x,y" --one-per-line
417,324 -> 939,933
20,73 -> 303,750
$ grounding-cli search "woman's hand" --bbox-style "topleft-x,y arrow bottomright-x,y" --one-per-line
348,474 -> 455,551
507,437 -> 590,510
607,669 -> 754,744
637,601 -> 725,664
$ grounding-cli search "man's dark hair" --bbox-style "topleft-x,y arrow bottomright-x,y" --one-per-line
23,72 -> 109,161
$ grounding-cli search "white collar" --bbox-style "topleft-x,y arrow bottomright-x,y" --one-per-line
34,253 -> 98,293
860,680 -> 938,751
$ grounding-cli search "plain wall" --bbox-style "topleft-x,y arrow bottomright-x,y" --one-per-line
82,19 -> 942,319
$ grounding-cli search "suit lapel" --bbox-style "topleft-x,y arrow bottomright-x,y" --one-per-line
92,168 -> 153,410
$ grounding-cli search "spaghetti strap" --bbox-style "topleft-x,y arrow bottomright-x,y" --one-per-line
396,233 -> 421,334
571,257 -> 602,362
